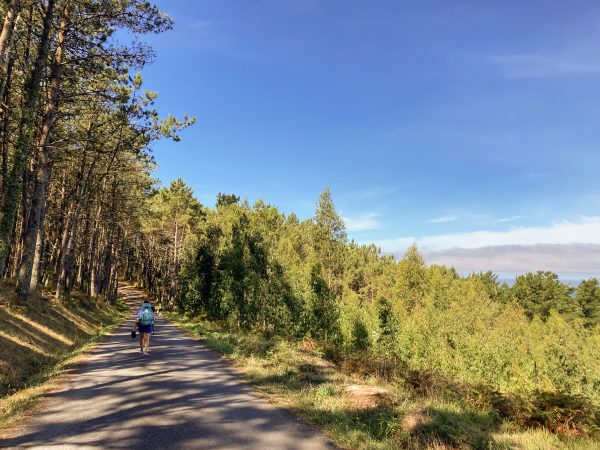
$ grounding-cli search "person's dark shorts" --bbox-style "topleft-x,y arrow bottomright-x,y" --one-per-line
138,323 -> 154,334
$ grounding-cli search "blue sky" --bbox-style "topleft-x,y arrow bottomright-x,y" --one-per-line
140,0 -> 600,276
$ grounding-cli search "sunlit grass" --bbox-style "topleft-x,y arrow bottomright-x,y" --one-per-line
55,306 -> 96,334
492,428 -> 599,450
5,310 -> 74,345
0,330 -> 52,357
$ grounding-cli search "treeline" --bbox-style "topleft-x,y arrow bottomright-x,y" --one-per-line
0,0 -> 191,301
124,178 -> 203,305
132,183 -> 600,408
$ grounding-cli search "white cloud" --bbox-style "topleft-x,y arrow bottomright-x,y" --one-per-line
491,54 -> 600,78
423,244 -> 600,276
343,213 -> 382,232
495,215 -> 523,223
374,216 -> 600,253
426,215 -> 457,223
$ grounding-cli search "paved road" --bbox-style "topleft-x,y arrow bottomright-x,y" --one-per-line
1,285 -> 337,449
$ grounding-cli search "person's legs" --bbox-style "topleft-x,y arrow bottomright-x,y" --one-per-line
143,333 -> 150,355
139,333 -> 144,352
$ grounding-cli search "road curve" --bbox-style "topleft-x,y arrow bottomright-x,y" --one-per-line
1,284 -> 337,449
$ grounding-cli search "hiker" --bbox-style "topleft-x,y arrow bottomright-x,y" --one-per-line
136,300 -> 155,356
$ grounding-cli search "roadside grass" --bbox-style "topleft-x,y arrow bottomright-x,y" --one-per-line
492,429 -> 600,450
0,283 -> 127,429
167,313 -> 600,450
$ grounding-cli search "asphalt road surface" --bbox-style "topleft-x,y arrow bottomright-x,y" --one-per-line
2,285 -> 337,449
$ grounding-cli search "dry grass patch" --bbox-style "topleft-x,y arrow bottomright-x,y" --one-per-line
346,384 -> 392,409
402,407 -> 433,433
491,428 -> 599,450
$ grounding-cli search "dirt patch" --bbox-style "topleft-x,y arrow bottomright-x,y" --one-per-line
346,383 -> 391,408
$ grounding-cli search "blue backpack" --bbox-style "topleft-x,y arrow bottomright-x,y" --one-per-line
140,306 -> 154,326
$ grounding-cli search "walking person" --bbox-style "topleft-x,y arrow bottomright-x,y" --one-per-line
136,299 -> 155,356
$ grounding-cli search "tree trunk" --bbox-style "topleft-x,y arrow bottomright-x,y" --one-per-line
101,229 -> 114,298
0,50 -> 13,197
29,200 -> 46,290
0,0 -> 20,65
17,3 -> 70,298
55,207 -> 79,299
0,0 -> 20,106
0,0 -> 55,279
50,168 -> 68,285
169,219 -> 178,303
88,202 -> 102,298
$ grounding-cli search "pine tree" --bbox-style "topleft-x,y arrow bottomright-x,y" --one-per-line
313,187 -> 346,290
511,271 -> 578,320
576,278 -> 600,328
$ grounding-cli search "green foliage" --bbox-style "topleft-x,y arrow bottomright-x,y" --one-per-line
576,278 -> 600,328
310,188 -> 348,302
351,319 -> 371,352
466,271 -> 504,302
394,244 -> 428,311
140,178 -> 204,303
314,187 -> 346,242
175,188 -> 600,439
511,271 -> 578,320
216,193 -> 240,208
408,404 -> 499,449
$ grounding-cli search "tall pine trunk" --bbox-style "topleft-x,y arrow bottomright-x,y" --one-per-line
55,206 -> 79,299
29,198 -> 46,290
0,0 -> 56,279
88,202 -> 102,298
0,52 -> 13,196
18,2 -> 70,298
0,0 -> 20,65
0,0 -> 20,105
